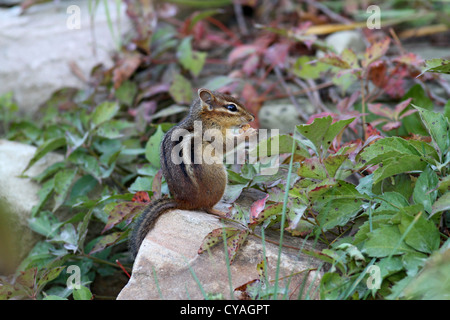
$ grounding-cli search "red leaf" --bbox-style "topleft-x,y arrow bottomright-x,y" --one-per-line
365,123 -> 381,138
368,60 -> 388,88
393,53 -> 424,69
113,53 -> 142,89
228,45 -> 257,64
151,170 -> 163,200
394,98 -> 412,115
368,103 -> 392,118
382,121 -> 402,131
250,194 -> 269,223
264,43 -> 290,67
132,191 -> 151,203
362,37 -> 391,68
242,54 -> 260,76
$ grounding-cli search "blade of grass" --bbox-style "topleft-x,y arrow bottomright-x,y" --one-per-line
151,266 -> 164,299
273,129 -> 297,298
183,256 -> 208,299
338,258 -> 376,300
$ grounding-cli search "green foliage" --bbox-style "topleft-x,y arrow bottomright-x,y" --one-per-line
1,0 -> 449,300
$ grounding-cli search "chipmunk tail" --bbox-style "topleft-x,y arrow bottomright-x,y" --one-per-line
129,198 -> 178,259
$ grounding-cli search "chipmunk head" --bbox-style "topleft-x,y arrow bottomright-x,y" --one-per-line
196,88 -> 254,129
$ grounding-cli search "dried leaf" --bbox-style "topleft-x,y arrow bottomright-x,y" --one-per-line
89,232 -> 124,255
113,53 -> 142,89
198,227 -> 239,254
227,230 -> 249,264
102,202 -> 146,233
132,191 -> 151,203
362,37 -> 390,68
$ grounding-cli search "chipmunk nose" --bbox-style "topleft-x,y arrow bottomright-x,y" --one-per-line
248,114 -> 255,122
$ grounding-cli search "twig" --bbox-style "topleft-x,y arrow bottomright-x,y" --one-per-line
116,259 -> 131,278
274,66 -> 308,121
306,78 -> 331,113
389,28 -> 405,55
304,0 -> 352,24
233,0 -> 248,35
360,77 -> 367,140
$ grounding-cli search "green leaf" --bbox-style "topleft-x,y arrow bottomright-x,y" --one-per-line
402,248 -> 450,299
73,285 -> 93,300
250,202 -> 283,226
431,191 -> 450,217
43,295 -> 68,300
91,101 -> 120,127
145,125 -> 164,168
298,154 -> 349,179
359,137 -> 429,184
28,212 -> 63,237
31,177 -> 55,217
115,80 -> 137,106
37,266 -> 65,290
363,225 -> 415,258
374,191 -> 409,212
169,73 -> 192,104
372,154 -> 427,184
422,58 -> 450,75
399,208 -> 440,254
401,84 -> 432,136
177,36 -> 207,77
296,116 -> 355,157
68,151 -> 101,182
412,166 -> 438,214
311,181 -> 365,231
320,272 -> 351,300
413,105 -> 450,163
293,56 -> 331,80
53,168 -> 78,212
22,137 -> 66,174
50,224 -> 78,252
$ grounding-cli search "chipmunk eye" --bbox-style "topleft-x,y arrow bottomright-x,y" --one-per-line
225,104 -> 238,112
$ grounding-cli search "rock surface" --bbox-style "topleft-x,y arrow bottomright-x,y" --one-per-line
259,98 -> 315,134
117,208 -> 323,300
316,30 -> 366,58
0,0 -> 130,113
0,139 -> 63,273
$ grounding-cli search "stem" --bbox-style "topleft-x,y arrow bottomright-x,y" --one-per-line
79,253 -> 132,272
360,77 -> 367,140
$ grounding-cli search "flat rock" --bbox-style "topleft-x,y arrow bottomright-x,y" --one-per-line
117,208 -> 323,300
0,139 -> 63,273
0,0 -> 130,113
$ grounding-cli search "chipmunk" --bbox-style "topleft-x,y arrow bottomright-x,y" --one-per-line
129,88 -> 255,258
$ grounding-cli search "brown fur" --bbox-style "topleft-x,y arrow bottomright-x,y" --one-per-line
129,89 -> 254,259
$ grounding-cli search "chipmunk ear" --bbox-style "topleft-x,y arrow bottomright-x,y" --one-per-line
198,88 -> 215,110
